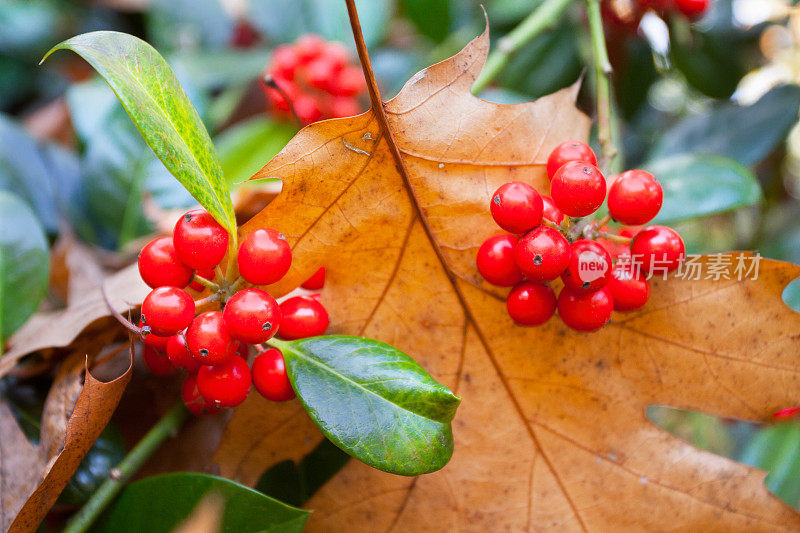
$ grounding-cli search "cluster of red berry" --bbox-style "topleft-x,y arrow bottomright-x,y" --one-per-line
137,209 -> 329,415
262,35 -> 366,124
477,141 -> 685,332
604,0 -> 710,31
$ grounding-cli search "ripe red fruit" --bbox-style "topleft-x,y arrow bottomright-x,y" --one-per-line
506,282 -> 557,326
182,374 -> 214,416
607,264 -> 650,312
476,234 -> 524,287
173,210 -> 229,270
294,94 -> 324,124
237,228 -> 292,285
252,348 -> 296,401
773,407 -> 800,421
301,267 -> 326,290
140,318 -> 169,351
186,311 -> 237,366
295,35 -> 325,63
328,96 -> 362,118
546,141 -> 597,180
673,0 -> 710,19
557,286 -> 614,332
166,332 -> 202,373
541,196 -> 565,225
306,58 -> 336,91
197,355 -> 252,408
189,269 -> 216,292
278,296 -> 330,340
514,226 -> 571,282
138,236 -> 194,289
607,170 -> 663,225
490,182 -> 543,234
270,45 -> 300,80
142,346 -> 173,376
561,239 -> 612,292
140,287 -> 195,337
265,77 -> 300,113
223,288 -> 282,344
630,226 -> 685,275
550,161 -> 607,217
329,66 -> 365,97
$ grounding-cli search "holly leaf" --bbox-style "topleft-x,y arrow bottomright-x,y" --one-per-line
1,349 -> 132,531
41,31 -> 236,236
210,28 -> 800,530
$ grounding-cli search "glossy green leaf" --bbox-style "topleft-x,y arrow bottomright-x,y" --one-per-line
42,31 -> 236,236
740,423 -> 800,508
93,473 -> 308,533
272,335 -> 460,476
783,278 -> 800,314
650,85 -> 800,166
216,117 -> 297,186
400,0 -> 451,42
644,153 -> 762,224
0,191 -> 49,346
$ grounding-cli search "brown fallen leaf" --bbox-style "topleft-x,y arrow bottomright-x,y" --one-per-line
49,232 -> 106,307
1,347 -> 132,532
1,264 -> 147,380
210,24 -> 800,531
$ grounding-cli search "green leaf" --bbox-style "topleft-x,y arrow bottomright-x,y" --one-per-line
740,423 -> 800,508
93,473 -> 309,533
0,191 -> 49,346
216,117 -> 297,185
643,153 -> 762,224
273,335 -> 460,476
42,31 -> 236,236
400,0 -> 451,42
783,278 -> 800,314
649,85 -> 800,166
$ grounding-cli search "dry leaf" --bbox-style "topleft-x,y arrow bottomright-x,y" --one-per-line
210,29 -> 800,530
1,348 -> 132,532
2,264 -> 147,379
49,232 -> 106,307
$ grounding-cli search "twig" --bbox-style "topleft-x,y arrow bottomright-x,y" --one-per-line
472,0 -> 575,94
192,273 -> 219,292
596,213 -> 612,228
62,402 -> 189,533
596,231 -> 631,243
585,0 -> 618,171
262,73 -> 303,127
101,283 -> 141,335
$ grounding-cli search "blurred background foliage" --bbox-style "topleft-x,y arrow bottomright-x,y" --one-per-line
2,0 -> 800,514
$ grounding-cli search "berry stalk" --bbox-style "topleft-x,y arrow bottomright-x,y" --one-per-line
472,0 -> 575,94
62,401 -> 189,533
585,0 -> 618,171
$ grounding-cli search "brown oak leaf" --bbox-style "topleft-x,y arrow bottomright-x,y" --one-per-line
1,347 -> 132,532
210,26 -> 800,531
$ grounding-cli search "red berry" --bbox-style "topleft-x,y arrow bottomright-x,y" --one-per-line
301,267 -> 326,290
265,78 -> 300,113
321,42 -> 349,71
189,269 -> 216,292
197,355 -> 252,408
514,226 -> 571,282
546,141 -> 597,180
295,35 -> 325,63
140,318 -> 169,351
506,282 -> 556,326
557,286 -> 614,332
223,288 -> 282,344
673,0 -> 710,19
182,374 -> 215,416
140,287 -> 195,337
773,407 -> 800,421
237,228 -> 292,285
305,58 -> 336,91
270,45 -> 300,80
138,237 -> 194,289
490,182 -> 543,234
630,226 -> 685,275
294,94 -> 323,124
329,66 -> 364,97
327,96 -> 362,118
561,239 -> 612,292
252,348 -> 296,401
186,311 -> 237,366
278,296 -> 329,340
541,196 -> 565,225
173,210 -> 229,270
550,161 -> 607,217
142,346 -> 173,376
607,170 -> 663,225
607,264 -> 650,312
476,234 -> 524,287
166,332 -> 202,373
231,20 -> 260,48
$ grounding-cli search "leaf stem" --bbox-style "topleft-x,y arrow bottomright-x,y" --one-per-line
472,0 -> 575,94
62,401 -> 189,533
585,0 -> 618,171
596,213 -> 612,228
192,273 -> 219,292
596,231 -> 631,244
